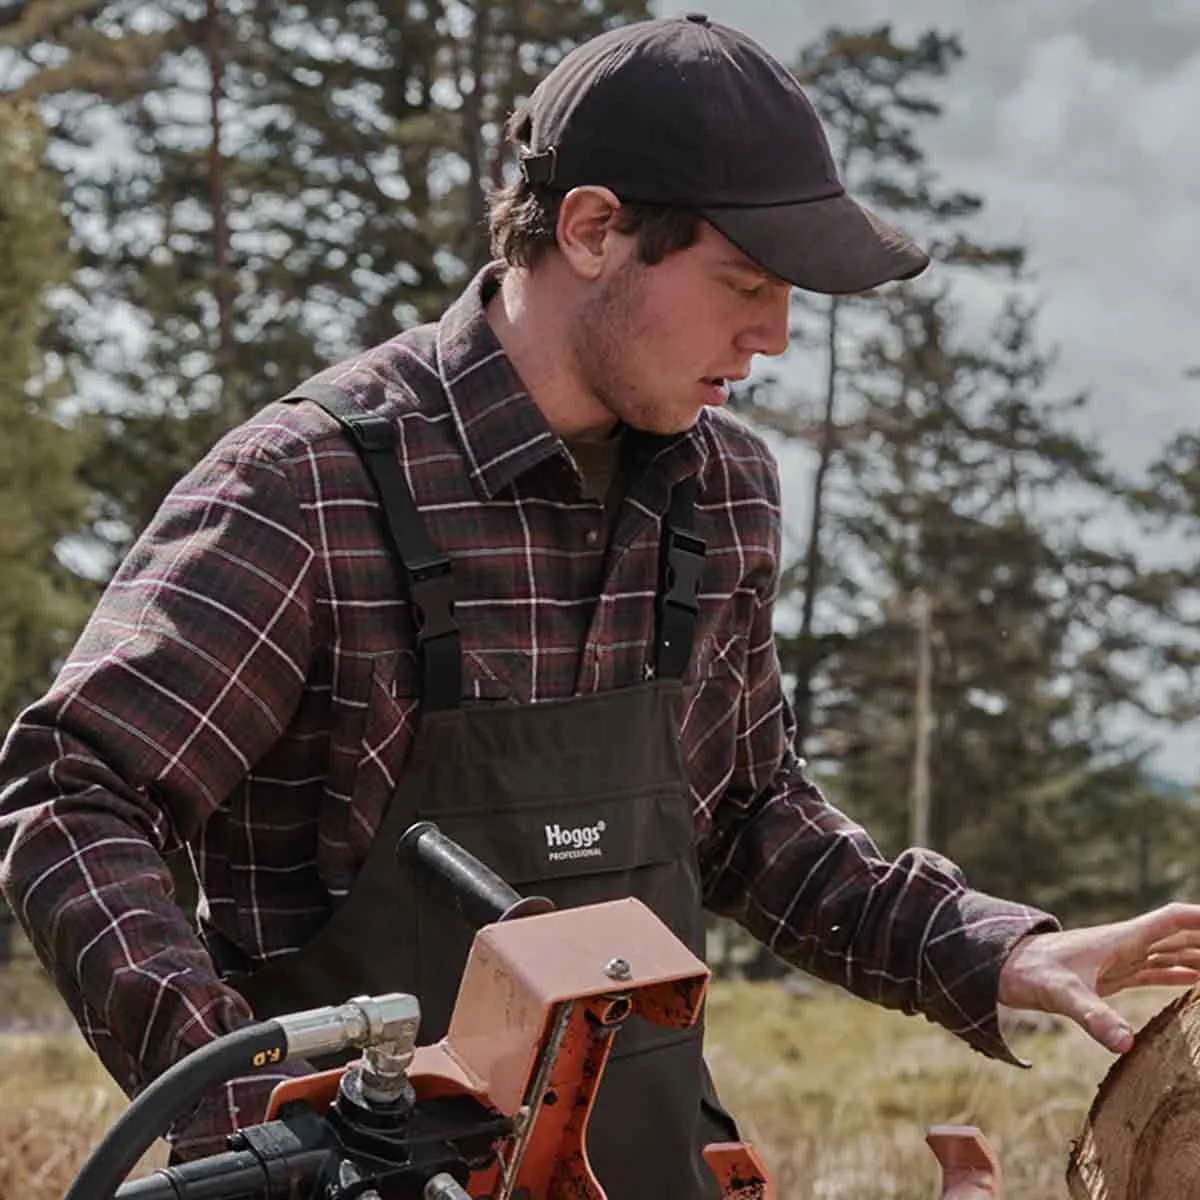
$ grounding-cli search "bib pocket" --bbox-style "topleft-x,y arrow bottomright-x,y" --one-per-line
411,782 -> 702,1041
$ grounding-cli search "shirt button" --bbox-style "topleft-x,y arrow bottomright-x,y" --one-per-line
585,528 -> 602,548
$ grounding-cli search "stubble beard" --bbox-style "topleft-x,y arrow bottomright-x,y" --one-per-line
571,261 -> 695,437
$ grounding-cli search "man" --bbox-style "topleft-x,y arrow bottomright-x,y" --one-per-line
1,15 -> 1198,1198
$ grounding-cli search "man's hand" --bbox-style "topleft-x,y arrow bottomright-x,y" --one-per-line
998,902 -> 1200,1054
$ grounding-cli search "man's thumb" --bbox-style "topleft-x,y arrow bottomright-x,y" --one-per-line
1065,986 -> 1133,1053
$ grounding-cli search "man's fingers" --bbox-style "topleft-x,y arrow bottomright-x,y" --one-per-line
1113,966 -> 1200,990
1148,948 -> 1200,970
1099,949 -> 1200,994
1129,903 -> 1200,949
1141,928 -> 1200,958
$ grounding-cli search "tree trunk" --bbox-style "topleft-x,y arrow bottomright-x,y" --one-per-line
461,0 -> 492,271
909,587 -> 933,847
206,0 -> 234,384
792,293 -> 841,753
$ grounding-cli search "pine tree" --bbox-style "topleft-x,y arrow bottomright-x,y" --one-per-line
814,288 -> 1198,918
0,103 -> 92,729
12,0 -> 652,556
733,25 -> 1024,755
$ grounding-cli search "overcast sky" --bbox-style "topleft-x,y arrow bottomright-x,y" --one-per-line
657,0 -> 1199,463
659,0 -> 1200,780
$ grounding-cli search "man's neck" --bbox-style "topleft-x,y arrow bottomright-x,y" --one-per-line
485,264 -> 617,440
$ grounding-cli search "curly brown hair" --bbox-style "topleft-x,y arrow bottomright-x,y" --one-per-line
488,111 -> 700,269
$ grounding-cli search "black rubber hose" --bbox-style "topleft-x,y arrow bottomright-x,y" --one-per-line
397,821 -> 554,926
113,1123 -> 335,1200
65,1021 -> 290,1200
112,1146 -> 276,1199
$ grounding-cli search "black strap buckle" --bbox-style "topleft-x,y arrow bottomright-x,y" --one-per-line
661,529 -> 706,615
344,415 -> 395,453
519,146 -> 558,186
408,558 -> 457,644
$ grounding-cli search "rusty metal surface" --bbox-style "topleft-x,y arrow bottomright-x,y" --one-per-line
926,1125 -> 1004,1199
263,899 -> 781,1198
702,1141 -> 774,1200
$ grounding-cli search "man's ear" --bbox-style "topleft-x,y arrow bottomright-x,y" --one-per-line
555,186 -> 624,281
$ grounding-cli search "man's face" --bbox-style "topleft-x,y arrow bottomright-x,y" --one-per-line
568,220 -> 792,436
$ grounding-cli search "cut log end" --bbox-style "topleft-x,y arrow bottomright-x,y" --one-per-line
1069,986 -> 1200,1199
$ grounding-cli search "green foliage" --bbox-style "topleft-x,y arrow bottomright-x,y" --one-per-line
729,26 -> 1199,926
0,103 -> 92,728
16,0 -> 652,553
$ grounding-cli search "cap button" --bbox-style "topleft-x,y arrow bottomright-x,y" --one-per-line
684,12 -> 710,23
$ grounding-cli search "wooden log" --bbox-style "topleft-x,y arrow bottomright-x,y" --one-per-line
1068,986 -> 1200,1199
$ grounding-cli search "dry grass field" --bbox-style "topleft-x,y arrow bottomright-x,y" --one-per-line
0,960 -> 1174,1199
703,980 -> 1167,1200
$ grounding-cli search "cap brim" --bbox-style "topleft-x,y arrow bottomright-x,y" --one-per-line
700,193 -> 930,295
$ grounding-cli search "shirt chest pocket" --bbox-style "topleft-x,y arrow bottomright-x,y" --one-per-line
352,648 -> 535,835
381,648 -> 533,704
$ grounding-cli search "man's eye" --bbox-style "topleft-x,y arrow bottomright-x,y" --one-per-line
729,279 -> 765,299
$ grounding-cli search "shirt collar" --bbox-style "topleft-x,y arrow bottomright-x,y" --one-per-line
435,262 -> 707,500
435,264 -> 560,500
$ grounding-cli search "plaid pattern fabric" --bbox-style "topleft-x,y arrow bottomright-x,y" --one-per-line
0,266 -> 1056,1154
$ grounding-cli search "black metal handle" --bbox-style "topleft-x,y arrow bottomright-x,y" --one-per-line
397,822 -> 554,928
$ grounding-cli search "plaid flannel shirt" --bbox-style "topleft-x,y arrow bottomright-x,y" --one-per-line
0,266 -> 1056,1157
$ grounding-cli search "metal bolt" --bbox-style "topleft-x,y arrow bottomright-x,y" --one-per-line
424,1173 -> 472,1200
337,1159 -> 384,1200
604,956 -> 632,981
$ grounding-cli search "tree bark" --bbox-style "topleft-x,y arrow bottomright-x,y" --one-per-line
909,587 -> 933,847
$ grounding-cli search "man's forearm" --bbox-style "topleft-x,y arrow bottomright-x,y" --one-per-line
702,757 -> 1059,1062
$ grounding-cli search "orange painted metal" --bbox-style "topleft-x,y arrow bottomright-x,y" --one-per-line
702,1141 -> 775,1199
265,896 -> 767,1197
926,1125 -> 1004,1199
435,897 -> 708,1115
264,1065 -> 344,1120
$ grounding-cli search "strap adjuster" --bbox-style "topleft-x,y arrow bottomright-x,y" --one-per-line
345,415 -> 395,453
661,530 -> 706,615
408,558 -> 457,644
519,147 -> 558,186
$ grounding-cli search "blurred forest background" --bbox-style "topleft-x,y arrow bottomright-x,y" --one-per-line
2,0 -> 1200,972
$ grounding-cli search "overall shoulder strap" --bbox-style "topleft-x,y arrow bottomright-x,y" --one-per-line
655,475 -> 706,680
287,381 -> 462,712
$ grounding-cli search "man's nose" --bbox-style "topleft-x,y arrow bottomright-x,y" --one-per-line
737,289 -> 792,357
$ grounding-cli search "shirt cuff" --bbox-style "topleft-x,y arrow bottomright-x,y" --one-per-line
921,885 -> 1061,1068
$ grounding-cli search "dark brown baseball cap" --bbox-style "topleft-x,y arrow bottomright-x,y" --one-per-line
516,14 -> 930,294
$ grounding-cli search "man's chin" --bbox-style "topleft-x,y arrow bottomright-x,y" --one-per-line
623,407 -> 703,438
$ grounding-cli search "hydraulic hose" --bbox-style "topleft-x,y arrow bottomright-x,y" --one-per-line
113,1145 -> 307,1200
113,1105 -> 337,1200
65,993 -> 420,1200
